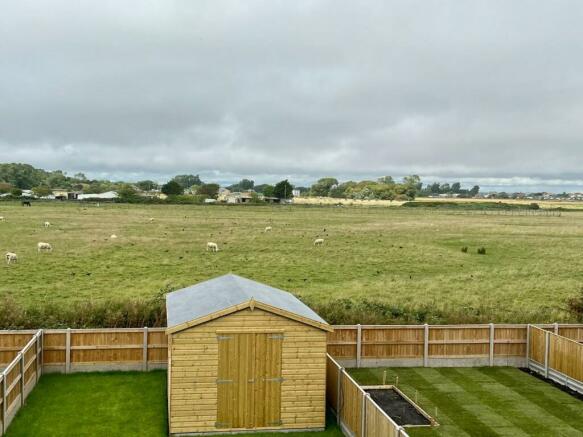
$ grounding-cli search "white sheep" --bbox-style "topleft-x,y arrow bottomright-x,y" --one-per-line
0,216 -> 5,222
110,234 -> 118,239
314,238 -> 324,246
5,252 -> 17,264
37,242 -> 53,252
149,218 -> 155,222
44,221 -> 51,228
264,226 -> 272,233
207,242 -> 219,252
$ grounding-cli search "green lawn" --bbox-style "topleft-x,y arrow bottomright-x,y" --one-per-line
1,201 -> 583,324
350,367 -> 583,436
6,371 -> 341,437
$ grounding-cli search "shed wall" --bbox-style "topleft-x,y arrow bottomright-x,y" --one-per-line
169,308 -> 327,435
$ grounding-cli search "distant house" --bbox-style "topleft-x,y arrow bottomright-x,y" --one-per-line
77,191 -> 119,200
139,190 -> 168,200
225,191 -> 254,204
204,198 -> 217,204
52,189 -> 80,200
217,188 -> 231,202
292,189 -> 300,197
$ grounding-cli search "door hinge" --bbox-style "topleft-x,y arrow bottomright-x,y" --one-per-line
267,334 -> 285,340
216,378 -> 233,384
268,420 -> 283,426
216,335 -> 232,341
215,421 -> 230,428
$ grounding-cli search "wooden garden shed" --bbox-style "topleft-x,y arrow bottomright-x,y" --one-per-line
165,274 -> 332,435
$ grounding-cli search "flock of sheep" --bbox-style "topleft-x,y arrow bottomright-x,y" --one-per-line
205,226 -> 325,252
2,216 -> 326,265
3,218 -> 54,264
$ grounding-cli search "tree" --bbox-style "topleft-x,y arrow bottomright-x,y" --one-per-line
197,183 -> 219,198
259,184 -> 275,197
32,185 -> 52,197
136,180 -> 158,191
402,175 -> 422,199
11,188 -> 23,197
172,174 -> 203,189
0,182 -> 13,194
451,182 -> 461,193
74,172 -> 87,181
377,176 -> 395,185
161,180 -> 184,196
117,184 -> 139,202
273,180 -> 293,199
469,185 -> 480,197
238,179 -> 254,191
310,178 -> 338,197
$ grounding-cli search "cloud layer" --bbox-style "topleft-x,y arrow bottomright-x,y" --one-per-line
1,1 -> 583,188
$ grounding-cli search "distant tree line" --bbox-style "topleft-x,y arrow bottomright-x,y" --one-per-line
1,163 -> 481,203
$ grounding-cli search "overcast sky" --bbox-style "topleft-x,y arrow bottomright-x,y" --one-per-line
1,1 -> 583,191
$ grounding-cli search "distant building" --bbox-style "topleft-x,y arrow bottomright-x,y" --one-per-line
52,189 -> 80,200
78,191 -> 119,200
292,189 -> 300,197
225,191 -> 254,204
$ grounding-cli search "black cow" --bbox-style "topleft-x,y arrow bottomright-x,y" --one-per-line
21,201 -> 31,207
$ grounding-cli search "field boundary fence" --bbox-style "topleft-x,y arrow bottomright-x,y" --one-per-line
1,324 -> 582,373
0,330 -> 42,435
326,354 -> 409,437
527,325 -> 583,394
328,323 -> 583,368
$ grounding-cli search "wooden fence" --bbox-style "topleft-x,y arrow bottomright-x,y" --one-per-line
0,330 -> 42,435
328,323 -> 583,368
527,325 -> 583,394
1,324 -> 582,373
326,354 -> 409,437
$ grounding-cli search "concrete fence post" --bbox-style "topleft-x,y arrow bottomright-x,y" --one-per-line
489,323 -> 495,367
19,352 -> 24,407
423,324 -> 429,367
143,327 -> 149,372
398,425 -> 406,436
554,322 -> 559,335
544,330 -> 550,378
39,330 -> 44,379
356,324 -> 362,368
65,328 -> 71,374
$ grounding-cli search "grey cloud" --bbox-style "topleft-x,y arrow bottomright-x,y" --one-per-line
1,0 -> 583,188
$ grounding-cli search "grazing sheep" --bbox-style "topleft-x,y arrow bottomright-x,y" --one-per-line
207,242 -> 219,252
37,242 -> 53,252
264,226 -> 272,233
314,238 -> 324,246
149,218 -> 155,222
5,252 -> 17,264
110,234 -> 118,239
0,216 -> 5,221
44,221 -> 51,228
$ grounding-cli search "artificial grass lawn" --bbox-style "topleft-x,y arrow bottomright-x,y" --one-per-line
350,367 -> 583,437
1,201 -> 583,323
5,371 -> 342,437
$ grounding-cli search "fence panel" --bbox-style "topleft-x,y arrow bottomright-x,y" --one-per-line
1,330 -> 42,435
326,355 -> 408,437
529,326 -> 546,365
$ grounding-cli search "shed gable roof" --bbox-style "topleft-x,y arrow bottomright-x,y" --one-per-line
165,274 -> 332,334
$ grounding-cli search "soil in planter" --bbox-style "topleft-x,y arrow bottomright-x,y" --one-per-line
365,388 -> 431,426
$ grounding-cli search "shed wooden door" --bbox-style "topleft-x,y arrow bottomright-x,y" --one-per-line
217,332 -> 282,429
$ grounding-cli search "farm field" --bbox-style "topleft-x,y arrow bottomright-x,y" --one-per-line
1,201 -> 583,324
5,371 -> 341,437
350,367 -> 583,436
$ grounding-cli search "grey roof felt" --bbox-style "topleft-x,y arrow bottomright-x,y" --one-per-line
166,274 -> 329,329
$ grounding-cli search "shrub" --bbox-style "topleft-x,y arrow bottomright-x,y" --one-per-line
477,247 -> 486,255
461,246 -> 468,253
567,288 -> 583,322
